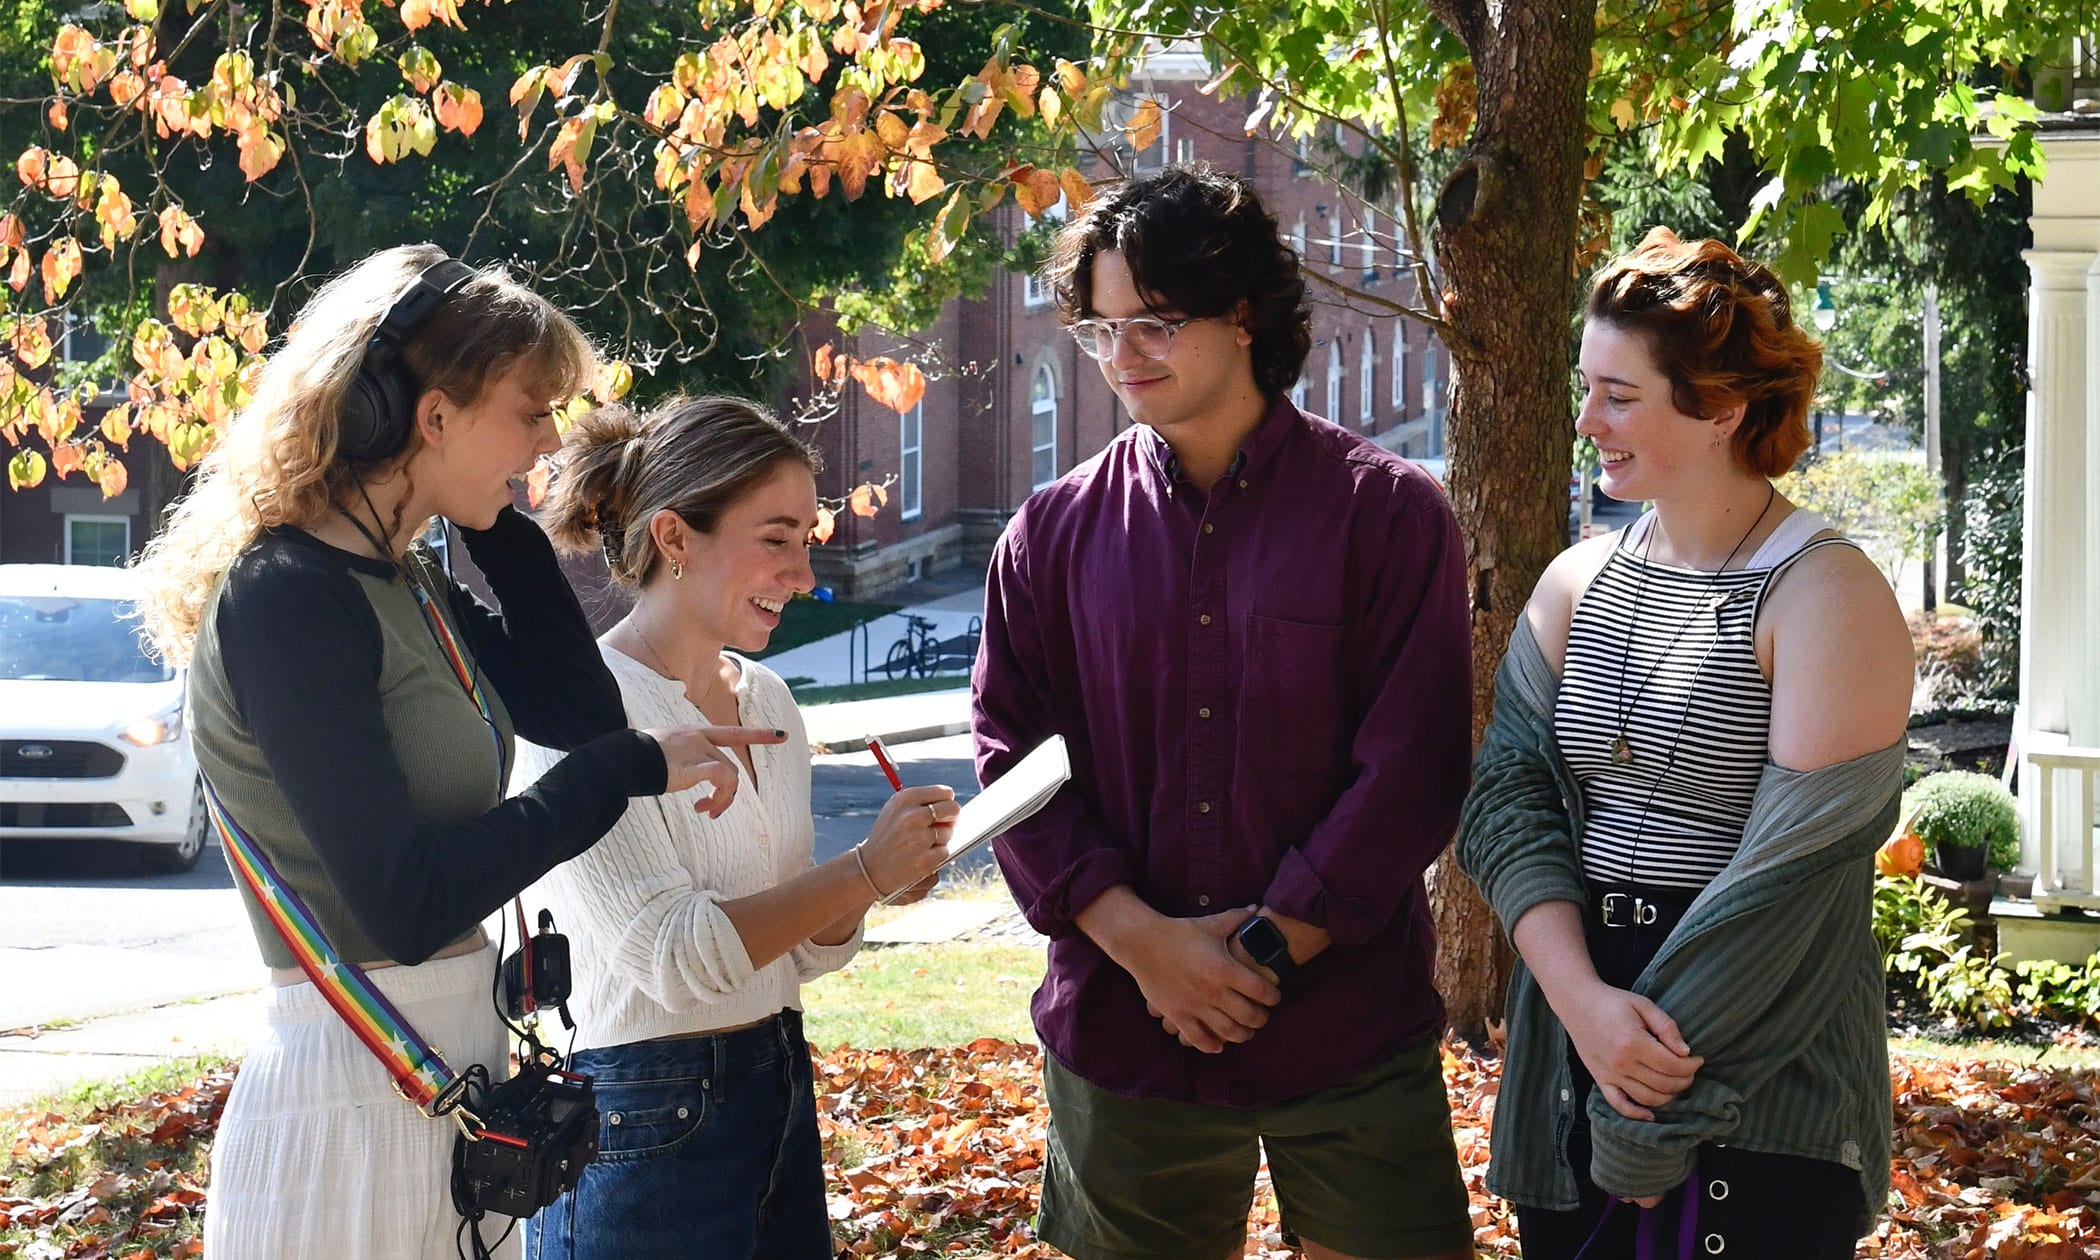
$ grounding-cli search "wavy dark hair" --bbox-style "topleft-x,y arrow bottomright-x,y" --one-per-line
1046,163 -> 1311,398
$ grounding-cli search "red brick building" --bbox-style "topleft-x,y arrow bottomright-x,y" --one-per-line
802,50 -> 1452,597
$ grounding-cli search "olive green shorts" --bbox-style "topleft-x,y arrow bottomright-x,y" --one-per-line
1037,1034 -> 1472,1260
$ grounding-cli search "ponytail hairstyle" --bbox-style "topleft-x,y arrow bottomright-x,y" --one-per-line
543,395 -> 818,585
1587,227 -> 1823,477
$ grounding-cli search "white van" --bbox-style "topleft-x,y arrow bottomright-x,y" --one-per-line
0,564 -> 206,873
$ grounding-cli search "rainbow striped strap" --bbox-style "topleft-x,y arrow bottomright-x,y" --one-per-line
203,778 -> 461,1112
405,568 -> 505,776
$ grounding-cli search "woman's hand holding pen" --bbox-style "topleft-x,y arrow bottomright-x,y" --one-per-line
855,786 -> 958,902
641,725 -> 789,817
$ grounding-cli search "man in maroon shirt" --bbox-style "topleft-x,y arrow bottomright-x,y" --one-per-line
972,163 -> 1475,1260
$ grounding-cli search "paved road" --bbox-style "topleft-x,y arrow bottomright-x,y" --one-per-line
0,838 -> 256,1030
0,733 -> 995,1032
811,733 -> 987,873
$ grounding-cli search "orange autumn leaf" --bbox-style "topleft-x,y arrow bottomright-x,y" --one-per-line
809,505 -> 835,544
1011,165 -> 1061,218
157,205 -> 204,258
848,356 -> 926,415
1058,167 -> 1094,213
1126,97 -> 1163,153
845,481 -> 888,517
96,453 -> 128,498
39,237 -> 82,302
433,82 -> 483,136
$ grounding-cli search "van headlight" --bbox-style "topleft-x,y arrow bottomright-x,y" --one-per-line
120,705 -> 185,747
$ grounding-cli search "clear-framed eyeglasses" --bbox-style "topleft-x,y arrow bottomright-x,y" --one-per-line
1067,315 -> 1196,363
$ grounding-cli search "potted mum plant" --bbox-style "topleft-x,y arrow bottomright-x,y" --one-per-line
1906,770 -> 2019,884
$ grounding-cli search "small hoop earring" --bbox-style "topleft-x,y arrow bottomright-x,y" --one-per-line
671,560 -> 685,581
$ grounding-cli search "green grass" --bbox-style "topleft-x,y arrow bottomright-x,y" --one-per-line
749,598 -> 900,658
802,944 -> 1044,1050
792,674 -> 971,704
1891,1033 -> 2100,1071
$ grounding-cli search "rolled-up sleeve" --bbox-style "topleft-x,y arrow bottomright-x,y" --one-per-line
975,518 -> 1134,939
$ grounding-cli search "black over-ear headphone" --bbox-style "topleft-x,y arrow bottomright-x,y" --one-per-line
336,256 -> 478,464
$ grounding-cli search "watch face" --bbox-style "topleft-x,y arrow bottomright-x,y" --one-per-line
1239,916 -> 1288,963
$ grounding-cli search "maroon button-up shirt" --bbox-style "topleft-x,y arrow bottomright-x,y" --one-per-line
973,398 -> 1473,1107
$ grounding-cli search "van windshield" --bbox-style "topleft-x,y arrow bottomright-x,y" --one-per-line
0,595 -> 173,683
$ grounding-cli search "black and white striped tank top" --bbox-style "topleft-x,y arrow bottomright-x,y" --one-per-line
1554,508 -> 1854,889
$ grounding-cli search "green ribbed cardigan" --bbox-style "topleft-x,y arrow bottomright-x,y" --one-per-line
1455,619 -> 1902,1215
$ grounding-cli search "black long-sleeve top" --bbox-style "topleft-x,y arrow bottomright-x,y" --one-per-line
188,507 -> 664,969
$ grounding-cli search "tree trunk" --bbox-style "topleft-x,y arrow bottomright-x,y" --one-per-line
1424,0 -> 1598,1044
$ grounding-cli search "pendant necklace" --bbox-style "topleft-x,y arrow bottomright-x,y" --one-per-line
1609,483 -> 1776,766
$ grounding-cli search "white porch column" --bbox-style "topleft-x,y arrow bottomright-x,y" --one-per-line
2018,249 -> 2091,880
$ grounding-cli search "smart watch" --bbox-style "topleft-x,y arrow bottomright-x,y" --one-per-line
1233,914 -> 1297,987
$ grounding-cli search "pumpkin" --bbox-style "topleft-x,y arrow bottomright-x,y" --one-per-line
1876,830 -> 1925,878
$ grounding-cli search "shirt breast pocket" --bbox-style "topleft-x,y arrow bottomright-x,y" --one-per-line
1237,614 -> 1350,777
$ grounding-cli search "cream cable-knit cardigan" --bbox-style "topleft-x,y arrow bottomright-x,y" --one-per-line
511,644 -> 861,1052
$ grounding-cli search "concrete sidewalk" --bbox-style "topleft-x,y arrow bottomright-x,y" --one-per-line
0,691 -> 984,1109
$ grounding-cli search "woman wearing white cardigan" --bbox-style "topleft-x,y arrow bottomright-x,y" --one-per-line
514,396 -> 958,1260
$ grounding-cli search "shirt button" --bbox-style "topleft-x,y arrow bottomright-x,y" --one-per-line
1198,801 -> 1211,814
1198,707 -> 1212,719
1559,1088 -> 1570,1102
1203,522 -> 1215,534
1197,895 -> 1211,907
1198,614 -> 1212,626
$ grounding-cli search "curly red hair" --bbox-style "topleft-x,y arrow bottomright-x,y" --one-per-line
1587,227 -> 1822,478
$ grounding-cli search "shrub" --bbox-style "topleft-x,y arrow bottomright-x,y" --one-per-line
1906,770 -> 2020,872
1908,612 -> 1986,709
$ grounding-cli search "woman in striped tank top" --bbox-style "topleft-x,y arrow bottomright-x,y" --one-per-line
1473,229 -> 1913,1258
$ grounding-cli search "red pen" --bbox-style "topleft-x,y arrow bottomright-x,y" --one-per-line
867,735 -> 905,791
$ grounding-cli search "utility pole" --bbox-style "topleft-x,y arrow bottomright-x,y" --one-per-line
1922,283 -> 1942,620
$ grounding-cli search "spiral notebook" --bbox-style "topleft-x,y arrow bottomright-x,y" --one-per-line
878,734 -> 1070,904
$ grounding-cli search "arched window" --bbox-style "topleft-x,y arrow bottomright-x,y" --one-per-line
899,401 -> 923,520
1325,340 -> 1343,419
1359,329 -> 1374,424
1031,364 -> 1059,489
1391,323 -> 1406,408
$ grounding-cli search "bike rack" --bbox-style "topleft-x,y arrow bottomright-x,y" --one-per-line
845,618 -> 872,686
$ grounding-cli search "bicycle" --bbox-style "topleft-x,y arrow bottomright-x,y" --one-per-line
882,614 -> 941,679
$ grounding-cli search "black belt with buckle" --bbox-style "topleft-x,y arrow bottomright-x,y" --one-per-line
1585,879 -> 1697,932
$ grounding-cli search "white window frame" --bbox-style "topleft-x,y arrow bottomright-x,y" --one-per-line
1174,136 -> 1194,165
1031,364 -> 1059,489
1423,346 -> 1442,418
1361,209 -> 1377,272
899,401 -> 924,520
1327,216 -> 1342,266
1324,340 -> 1343,419
1291,214 -> 1307,263
1021,195 -> 1068,308
1391,323 -> 1406,409
1358,330 -> 1374,424
64,514 -> 130,568
1290,376 -> 1308,409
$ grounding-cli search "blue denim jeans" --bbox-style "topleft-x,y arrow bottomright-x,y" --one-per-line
525,1009 -> 831,1260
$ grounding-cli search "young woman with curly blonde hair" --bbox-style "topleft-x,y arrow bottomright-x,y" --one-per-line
137,244 -> 772,1259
